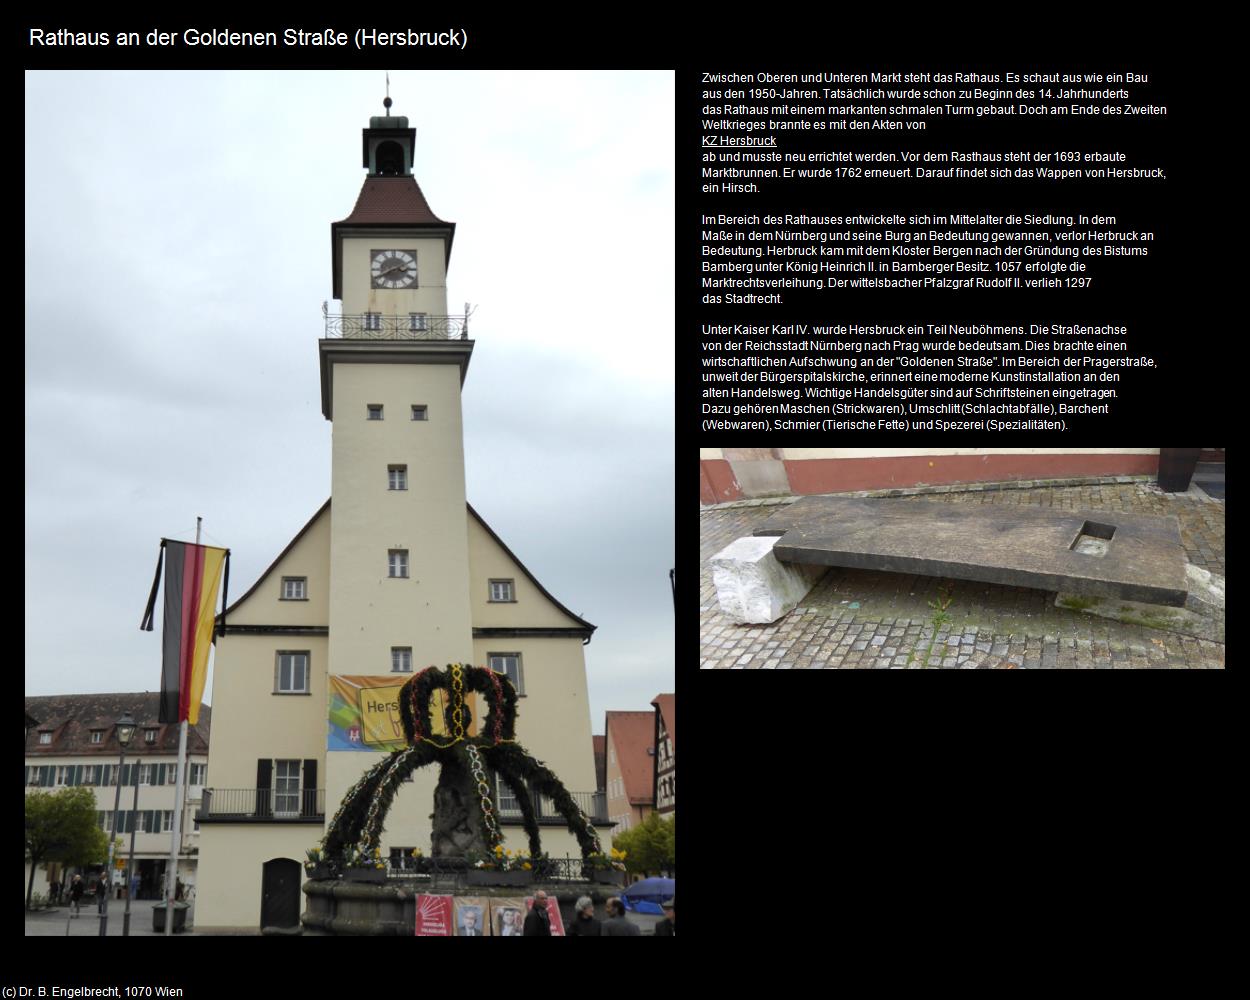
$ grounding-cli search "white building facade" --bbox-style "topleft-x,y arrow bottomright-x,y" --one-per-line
24,692 -> 208,901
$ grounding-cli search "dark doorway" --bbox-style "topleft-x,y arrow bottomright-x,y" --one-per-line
137,859 -> 166,900
260,858 -> 302,931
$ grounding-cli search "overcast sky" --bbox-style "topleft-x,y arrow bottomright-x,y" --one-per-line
25,70 -> 674,733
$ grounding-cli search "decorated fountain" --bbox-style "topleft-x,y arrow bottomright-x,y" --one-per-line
301,664 -> 623,935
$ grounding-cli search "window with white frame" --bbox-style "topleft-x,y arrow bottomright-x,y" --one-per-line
495,773 -> 521,815
411,405 -> 427,421
144,729 -> 157,744
274,760 -> 301,816
276,651 -> 310,693
281,577 -> 307,600
56,765 -> 73,786
388,550 -> 409,578
39,732 -> 51,745
389,847 -> 419,870
388,465 -> 408,490
489,579 -> 515,602
392,647 -> 413,673
189,763 -> 207,786
364,312 -> 381,332
90,731 -> 103,744
367,404 -> 384,420
488,653 -> 523,695
409,313 -> 428,332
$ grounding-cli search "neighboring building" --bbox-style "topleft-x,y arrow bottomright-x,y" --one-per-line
193,102 -> 607,932
24,693 -> 209,899
651,694 -> 675,819
701,448 -> 1167,504
603,711 -> 655,835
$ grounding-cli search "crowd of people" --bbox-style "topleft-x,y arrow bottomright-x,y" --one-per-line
561,895 -> 674,937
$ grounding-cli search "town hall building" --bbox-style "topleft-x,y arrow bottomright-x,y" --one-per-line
193,101 -> 606,932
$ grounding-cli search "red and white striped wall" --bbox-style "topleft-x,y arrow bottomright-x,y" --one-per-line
700,448 -> 1162,505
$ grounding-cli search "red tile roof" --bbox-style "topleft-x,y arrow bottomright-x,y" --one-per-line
24,693 -> 210,756
605,711 -> 655,807
336,175 -> 451,226
651,694 -> 675,748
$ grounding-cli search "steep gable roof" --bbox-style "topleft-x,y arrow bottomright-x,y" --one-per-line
469,503 -> 596,635
605,711 -> 655,806
218,500 -> 331,622
217,499 -> 594,637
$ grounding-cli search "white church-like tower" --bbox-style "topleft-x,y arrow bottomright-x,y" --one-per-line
194,101 -> 603,933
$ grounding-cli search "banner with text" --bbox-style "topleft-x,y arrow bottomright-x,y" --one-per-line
329,675 -> 478,751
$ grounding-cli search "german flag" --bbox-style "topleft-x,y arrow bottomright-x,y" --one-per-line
140,540 -> 229,725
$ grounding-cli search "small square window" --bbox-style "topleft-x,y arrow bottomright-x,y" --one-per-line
39,732 -> 51,745
489,653 -> 523,696
364,312 -> 381,332
277,651 -> 311,693
409,313 -> 428,332
144,730 -> 157,744
90,731 -> 103,744
388,465 -> 408,491
392,647 -> 413,673
282,577 -> 307,600
411,405 -> 428,421
388,549 -> 409,578
367,404 -> 384,421
489,580 -> 515,602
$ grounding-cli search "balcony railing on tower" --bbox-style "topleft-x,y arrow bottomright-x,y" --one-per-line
323,311 -> 470,341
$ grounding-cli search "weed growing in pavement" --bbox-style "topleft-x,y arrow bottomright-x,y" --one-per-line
910,585 -> 955,668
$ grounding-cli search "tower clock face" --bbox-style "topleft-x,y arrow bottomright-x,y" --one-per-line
371,249 -> 418,289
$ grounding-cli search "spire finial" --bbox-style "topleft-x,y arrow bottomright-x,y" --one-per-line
383,72 -> 392,116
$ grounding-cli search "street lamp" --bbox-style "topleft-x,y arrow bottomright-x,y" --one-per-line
100,713 -> 135,937
122,739 -> 142,936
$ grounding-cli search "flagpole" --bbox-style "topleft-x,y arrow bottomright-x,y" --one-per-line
164,517 -> 200,935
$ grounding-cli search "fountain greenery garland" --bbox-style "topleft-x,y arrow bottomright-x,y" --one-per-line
318,664 -> 601,872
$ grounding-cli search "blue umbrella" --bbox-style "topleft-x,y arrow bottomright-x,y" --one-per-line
621,877 -> 674,914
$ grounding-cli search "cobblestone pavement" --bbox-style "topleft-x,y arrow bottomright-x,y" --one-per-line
700,481 -> 1225,669
23,897 -> 198,935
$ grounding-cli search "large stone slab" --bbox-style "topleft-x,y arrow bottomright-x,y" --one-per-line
711,535 -> 828,624
754,496 -> 1188,607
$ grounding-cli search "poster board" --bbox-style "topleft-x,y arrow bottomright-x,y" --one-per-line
454,896 -> 489,937
415,894 -> 454,936
491,897 -> 526,937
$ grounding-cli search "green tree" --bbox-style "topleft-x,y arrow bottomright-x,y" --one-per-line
612,812 -> 675,876
24,786 -> 109,909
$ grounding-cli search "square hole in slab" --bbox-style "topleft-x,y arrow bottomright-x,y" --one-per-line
1071,520 -> 1116,556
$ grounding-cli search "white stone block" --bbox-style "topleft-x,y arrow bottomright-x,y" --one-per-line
711,535 -> 827,624
1184,564 -> 1224,615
